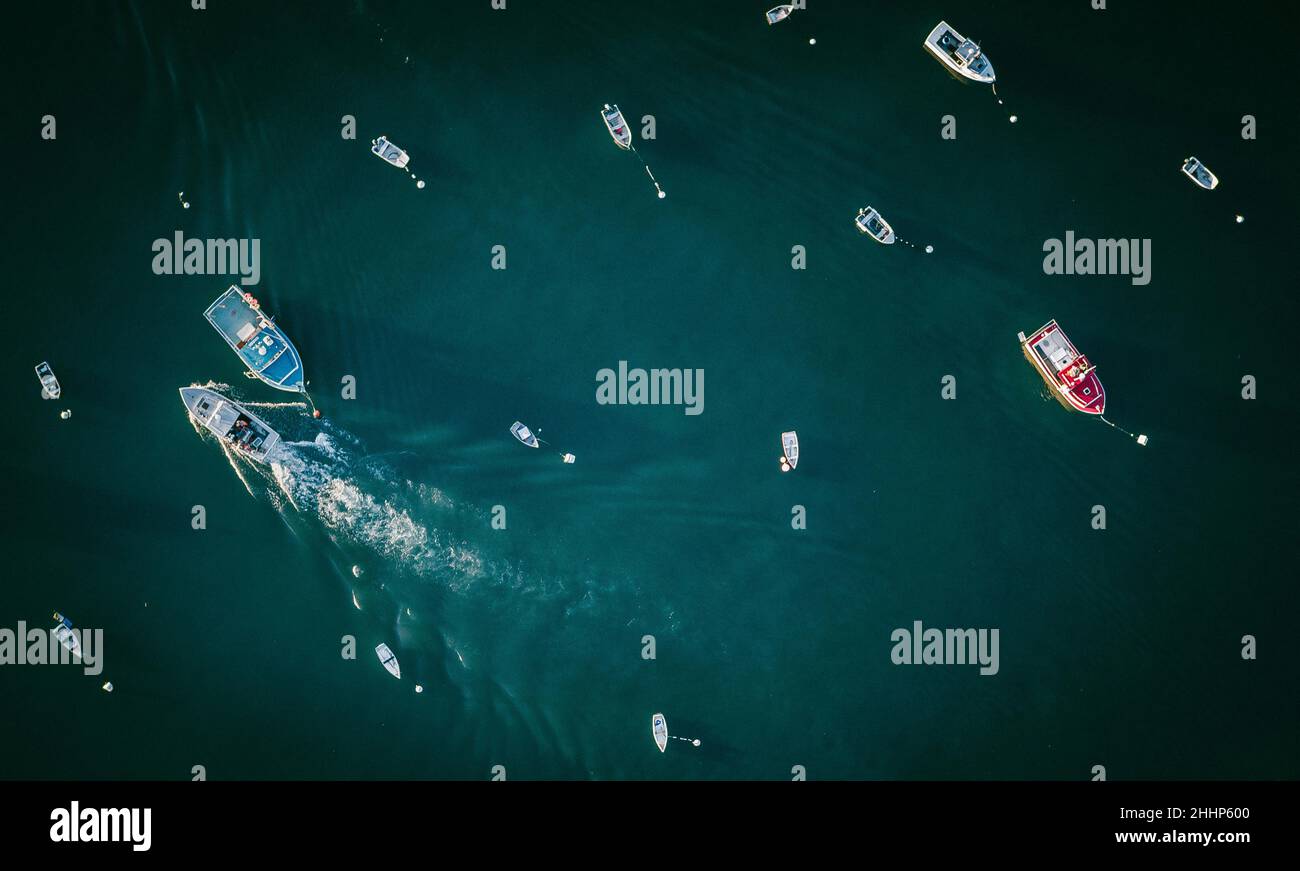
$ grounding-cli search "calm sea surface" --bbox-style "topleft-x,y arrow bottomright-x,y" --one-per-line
2,0 -> 1296,779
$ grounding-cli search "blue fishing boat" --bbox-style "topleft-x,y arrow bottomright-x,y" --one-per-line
203,286 -> 305,392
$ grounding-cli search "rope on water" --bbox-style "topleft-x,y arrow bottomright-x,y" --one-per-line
992,83 -> 1018,124
1100,415 -> 1147,445
629,143 -> 666,198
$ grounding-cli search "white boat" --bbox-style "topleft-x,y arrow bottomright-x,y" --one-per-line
1182,156 -> 1219,190
601,104 -> 632,150
561,453 -> 576,464
780,431 -> 799,472
35,362 -> 61,399
52,612 -> 81,658
371,135 -> 411,169
375,643 -> 400,679
652,712 -> 668,752
510,421 -> 540,448
180,387 -> 282,463
766,4 -> 795,24
855,207 -> 896,244
923,21 -> 995,84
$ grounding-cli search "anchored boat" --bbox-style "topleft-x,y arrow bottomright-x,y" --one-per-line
923,21 -> 995,84
52,612 -> 81,658
371,135 -> 411,169
652,712 -> 668,752
601,104 -> 632,150
766,4 -> 795,24
510,421 -> 540,448
1018,320 -> 1105,416
855,207 -> 896,244
180,386 -> 282,461
204,286 -> 305,393
375,643 -> 401,679
1181,156 -> 1219,190
780,431 -> 799,472
35,362 -> 61,399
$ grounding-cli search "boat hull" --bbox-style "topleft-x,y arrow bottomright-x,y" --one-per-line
652,713 -> 668,752
923,21 -> 995,84
180,387 -> 283,462
601,104 -> 632,150
204,287 -> 305,393
1019,322 -> 1106,416
371,136 -> 411,168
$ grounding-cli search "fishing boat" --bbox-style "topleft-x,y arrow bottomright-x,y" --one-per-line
180,386 -> 283,461
375,643 -> 401,679
1018,320 -> 1105,416
780,431 -> 799,472
1181,156 -> 1219,190
923,21 -> 996,84
510,421 -> 539,448
766,4 -> 795,24
52,612 -> 81,658
204,286 -> 305,393
371,135 -> 410,169
35,362 -> 61,399
601,104 -> 632,150
652,712 -> 668,753
855,207 -> 896,244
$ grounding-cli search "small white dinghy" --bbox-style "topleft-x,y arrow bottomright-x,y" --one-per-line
652,712 -> 668,752
561,453 -> 576,464
510,421 -> 540,448
371,135 -> 411,169
35,362 -> 61,399
766,4 -> 795,25
780,431 -> 799,472
601,104 -> 632,150
375,643 -> 400,679
1182,156 -> 1219,190
52,612 -> 81,658
855,207 -> 896,244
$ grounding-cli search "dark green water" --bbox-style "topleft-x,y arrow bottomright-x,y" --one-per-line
3,0 -> 1296,780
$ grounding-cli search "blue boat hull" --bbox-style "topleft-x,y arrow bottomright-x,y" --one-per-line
203,287 -> 305,392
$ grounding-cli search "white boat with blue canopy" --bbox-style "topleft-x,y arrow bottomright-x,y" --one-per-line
1182,156 -> 1219,190
35,362 -> 61,399
923,21 -> 995,84
376,643 -> 401,679
204,286 -> 305,392
371,135 -> 410,168
52,611 -> 81,658
180,386 -> 281,462
855,207 -> 896,244
511,421 -> 540,448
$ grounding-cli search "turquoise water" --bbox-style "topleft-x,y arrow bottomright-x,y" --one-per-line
2,0 -> 1296,779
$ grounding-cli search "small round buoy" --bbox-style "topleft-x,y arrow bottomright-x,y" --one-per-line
417,180 -> 426,189
60,409 -> 72,420
692,739 -> 701,746
313,409 -> 322,419
780,462 -> 790,473
657,190 -> 666,199
809,38 -> 816,45
1009,115 -> 1018,124
415,684 -> 424,693
352,565 -> 363,578
925,245 -> 934,254
183,202 -> 191,209
1235,214 -> 1244,224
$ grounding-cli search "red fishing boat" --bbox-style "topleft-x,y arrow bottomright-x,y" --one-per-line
1018,320 -> 1105,416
